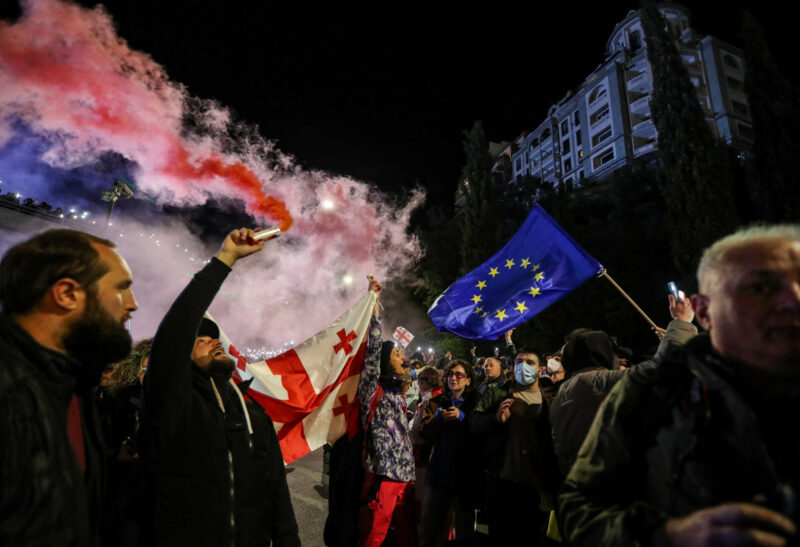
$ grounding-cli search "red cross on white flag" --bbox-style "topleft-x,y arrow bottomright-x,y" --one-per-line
211,291 -> 377,464
392,325 -> 414,348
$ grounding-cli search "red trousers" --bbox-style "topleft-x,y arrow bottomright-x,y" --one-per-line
359,472 -> 416,547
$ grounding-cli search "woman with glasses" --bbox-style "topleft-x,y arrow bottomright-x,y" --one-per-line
418,359 -> 479,547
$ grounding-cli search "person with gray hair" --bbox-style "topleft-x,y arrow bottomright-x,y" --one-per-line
559,224 -> 800,546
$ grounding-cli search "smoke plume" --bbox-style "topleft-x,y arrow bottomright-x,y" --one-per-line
0,0 -> 424,353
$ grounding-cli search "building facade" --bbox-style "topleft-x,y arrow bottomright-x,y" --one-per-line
495,2 -> 752,187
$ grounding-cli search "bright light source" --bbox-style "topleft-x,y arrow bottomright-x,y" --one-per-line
321,200 -> 334,210
428,347 -> 433,353
417,346 -> 421,351
342,274 -> 354,285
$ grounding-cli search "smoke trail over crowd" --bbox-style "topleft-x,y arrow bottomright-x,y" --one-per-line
0,0 -> 424,353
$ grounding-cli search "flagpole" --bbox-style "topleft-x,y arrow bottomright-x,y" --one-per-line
597,269 -> 661,331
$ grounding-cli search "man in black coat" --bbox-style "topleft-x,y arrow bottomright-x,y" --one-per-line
0,229 -> 138,546
140,227 -> 299,547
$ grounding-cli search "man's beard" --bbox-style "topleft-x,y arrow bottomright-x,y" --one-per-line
63,291 -> 132,378
208,356 -> 236,375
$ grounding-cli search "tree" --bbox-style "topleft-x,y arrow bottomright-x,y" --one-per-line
459,121 -> 504,272
740,11 -> 800,222
640,0 -> 739,280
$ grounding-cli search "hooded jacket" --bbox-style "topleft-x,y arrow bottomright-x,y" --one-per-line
550,319 -> 697,474
140,258 -> 299,547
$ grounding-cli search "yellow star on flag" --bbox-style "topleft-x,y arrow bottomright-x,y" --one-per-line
471,294 -> 482,304
488,267 -> 499,278
494,309 -> 508,322
520,258 -> 531,269
504,259 -> 515,269
482,312 -> 488,318
528,286 -> 541,297
514,301 -> 528,314
534,272 -> 545,281
533,263 -> 541,271
475,280 -> 487,290
473,306 -> 483,315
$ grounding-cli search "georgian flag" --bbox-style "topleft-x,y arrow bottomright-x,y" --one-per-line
211,291 -> 377,464
392,326 -> 414,348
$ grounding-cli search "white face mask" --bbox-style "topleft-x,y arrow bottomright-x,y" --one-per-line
546,358 -> 562,374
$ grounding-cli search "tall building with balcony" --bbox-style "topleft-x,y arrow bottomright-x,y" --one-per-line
496,2 -> 752,187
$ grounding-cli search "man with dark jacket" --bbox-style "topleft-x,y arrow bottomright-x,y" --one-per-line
140,228 -> 299,547
559,225 -> 800,546
549,298 -> 696,476
0,229 -> 138,546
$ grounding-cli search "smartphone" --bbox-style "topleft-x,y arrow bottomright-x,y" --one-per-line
668,281 -> 683,302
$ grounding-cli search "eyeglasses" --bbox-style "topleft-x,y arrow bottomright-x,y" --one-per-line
446,371 -> 467,380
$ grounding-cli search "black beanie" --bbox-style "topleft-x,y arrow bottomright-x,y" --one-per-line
197,317 -> 220,339
561,330 -> 615,375
379,340 -> 396,376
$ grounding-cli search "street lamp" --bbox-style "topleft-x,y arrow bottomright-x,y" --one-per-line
101,179 -> 134,224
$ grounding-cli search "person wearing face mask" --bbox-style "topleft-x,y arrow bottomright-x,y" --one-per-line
482,350 -> 562,546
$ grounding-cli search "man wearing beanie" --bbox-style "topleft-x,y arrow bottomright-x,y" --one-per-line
358,276 -> 416,547
550,295 -> 696,475
139,228 -> 299,547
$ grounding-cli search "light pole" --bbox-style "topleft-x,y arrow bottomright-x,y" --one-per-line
100,179 -> 134,224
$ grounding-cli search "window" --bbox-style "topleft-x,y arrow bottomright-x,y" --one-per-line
575,130 -> 582,147
574,111 -> 580,125
514,158 -> 521,171
731,100 -> 749,116
577,169 -> 584,180
541,128 -> 551,139
738,122 -> 754,140
591,127 -> 612,147
561,120 -> 569,136
564,158 -> 573,172
727,77 -> 743,92
592,147 -> 615,169
588,85 -> 608,105
630,30 -> 642,51
564,177 -> 573,185
578,149 -> 584,158
531,137 -> 539,147
723,54 -> 741,70
590,105 -> 610,126
562,139 -> 571,153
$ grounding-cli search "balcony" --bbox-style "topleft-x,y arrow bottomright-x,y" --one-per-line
630,113 -> 652,132
627,72 -> 650,92
629,95 -> 650,112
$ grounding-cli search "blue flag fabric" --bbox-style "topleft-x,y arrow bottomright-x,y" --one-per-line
428,204 -> 603,341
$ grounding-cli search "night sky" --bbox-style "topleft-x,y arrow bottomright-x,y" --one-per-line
2,0 -> 795,211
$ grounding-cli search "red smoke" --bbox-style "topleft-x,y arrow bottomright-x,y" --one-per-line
0,0 -> 292,229
0,0 -> 424,351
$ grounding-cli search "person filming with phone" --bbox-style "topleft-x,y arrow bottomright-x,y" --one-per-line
560,225 -> 800,547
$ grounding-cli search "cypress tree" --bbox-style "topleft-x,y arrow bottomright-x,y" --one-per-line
640,0 -> 738,279
740,11 -> 800,222
459,121 -> 503,271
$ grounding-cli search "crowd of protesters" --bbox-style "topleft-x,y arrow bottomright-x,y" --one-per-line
1,222 -> 799,547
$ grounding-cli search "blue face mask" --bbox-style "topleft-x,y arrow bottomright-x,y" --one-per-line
514,362 -> 538,385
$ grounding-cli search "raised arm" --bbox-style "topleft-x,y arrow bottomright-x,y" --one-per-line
359,276 -> 382,428
144,228 -> 264,435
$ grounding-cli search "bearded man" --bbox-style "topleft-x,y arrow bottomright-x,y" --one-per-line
0,229 -> 138,546
139,228 -> 299,547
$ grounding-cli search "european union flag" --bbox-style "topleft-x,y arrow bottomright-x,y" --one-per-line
428,204 -> 602,341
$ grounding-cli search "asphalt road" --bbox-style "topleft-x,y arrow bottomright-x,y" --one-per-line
285,447 -> 329,546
